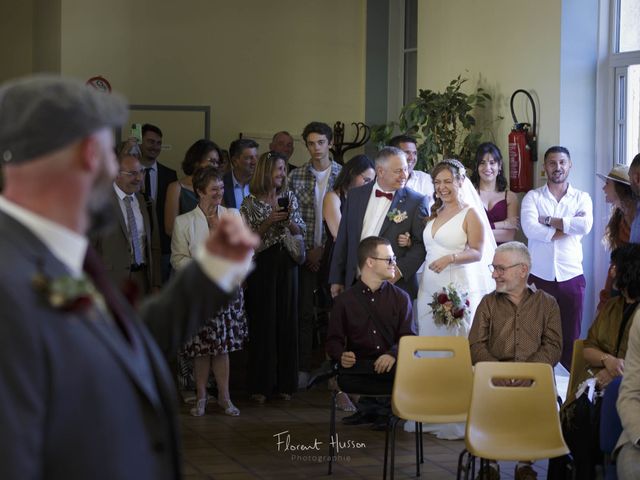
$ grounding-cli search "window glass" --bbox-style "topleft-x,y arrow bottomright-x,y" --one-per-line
404,0 -> 418,49
403,50 -> 417,104
618,0 -> 640,52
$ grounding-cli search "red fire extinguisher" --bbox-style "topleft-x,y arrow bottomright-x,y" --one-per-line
508,89 -> 537,193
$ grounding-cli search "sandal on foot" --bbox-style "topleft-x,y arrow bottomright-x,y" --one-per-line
218,399 -> 240,416
190,398 -> 207,417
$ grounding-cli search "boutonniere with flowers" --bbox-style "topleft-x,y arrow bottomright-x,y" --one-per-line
386,208 -> 408,224
32,270 -> 103,313
428,283 -> 470,328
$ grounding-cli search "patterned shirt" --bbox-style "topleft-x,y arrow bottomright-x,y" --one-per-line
468,287 -> 562,366
288,161 -> 342,249
239,190 -> 306,253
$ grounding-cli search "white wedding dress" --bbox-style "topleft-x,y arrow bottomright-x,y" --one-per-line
404,179 -> 496,440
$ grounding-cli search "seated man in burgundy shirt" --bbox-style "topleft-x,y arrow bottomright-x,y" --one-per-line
326,236 -> 415,429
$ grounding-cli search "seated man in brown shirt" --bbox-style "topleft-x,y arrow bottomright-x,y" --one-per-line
469,241 -> 562,480
326,236 -> 415,430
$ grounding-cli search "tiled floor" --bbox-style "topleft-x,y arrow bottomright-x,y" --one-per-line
180,386 -> 549,479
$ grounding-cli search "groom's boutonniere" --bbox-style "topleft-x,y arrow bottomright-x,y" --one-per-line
32,270 -> 103,313
387,208 -> 408,224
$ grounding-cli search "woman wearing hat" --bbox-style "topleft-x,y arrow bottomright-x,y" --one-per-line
597,164 -> 636,312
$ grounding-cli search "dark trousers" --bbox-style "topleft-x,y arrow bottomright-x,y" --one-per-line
530,274 -> 586,370
298,266 -> 317,372
245,244 -> 299,396
337,358 -> 395,417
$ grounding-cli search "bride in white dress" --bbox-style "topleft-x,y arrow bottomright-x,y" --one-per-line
404,159 -> 496,439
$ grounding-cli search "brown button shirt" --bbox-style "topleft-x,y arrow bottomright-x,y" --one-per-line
468,287 -> 562,366
326,280 -> 415,361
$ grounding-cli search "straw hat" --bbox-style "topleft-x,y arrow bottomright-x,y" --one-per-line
596,164 -> 630,185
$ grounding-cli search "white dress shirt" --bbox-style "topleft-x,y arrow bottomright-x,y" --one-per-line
361,181 -> 393,240
0,196 -> 252,293
406,170 -> 434,210
0,196 -> 87,277
521,183 -> 593,281
113,184 -> 147,263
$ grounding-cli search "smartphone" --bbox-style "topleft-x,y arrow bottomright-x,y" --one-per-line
130,123 -> 142,143
277,197 -> 290,219
277,197 -> 290,210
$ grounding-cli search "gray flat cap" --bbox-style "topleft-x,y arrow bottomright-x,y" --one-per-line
0,74 -> 128,164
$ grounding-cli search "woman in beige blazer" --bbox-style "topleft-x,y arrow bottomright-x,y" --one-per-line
171,166 -> 248,417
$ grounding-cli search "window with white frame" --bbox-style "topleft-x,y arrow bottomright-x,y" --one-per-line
403,0 -> 417,105
612,0 -> 640,165
387,0 -> 418,121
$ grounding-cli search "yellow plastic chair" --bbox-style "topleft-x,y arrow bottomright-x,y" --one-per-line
384,336 -> 473,480
564,339 -> 587,406
457,361 -> 570,479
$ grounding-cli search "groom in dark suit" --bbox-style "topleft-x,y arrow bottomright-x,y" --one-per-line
0,75 -> 258,480
329,146 -> 428,300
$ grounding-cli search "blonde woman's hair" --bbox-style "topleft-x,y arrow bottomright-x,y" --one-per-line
249,151 -> 288,196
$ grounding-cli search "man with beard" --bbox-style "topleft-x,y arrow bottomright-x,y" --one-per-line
469,242 -> 562,480
521,146 -> 593,369
139,123 -> 177,284
388,134 -> 434,205
0,75 -> 258,480
91,153 -> 162,302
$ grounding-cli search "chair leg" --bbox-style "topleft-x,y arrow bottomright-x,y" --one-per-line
414,422 -> 420,477
389,416 -> 400,480
418,422 -> 424,463
456,449 -> 467,480
470,455 -> 476,480
383,415 -> 390,480
328,390 -> 337,475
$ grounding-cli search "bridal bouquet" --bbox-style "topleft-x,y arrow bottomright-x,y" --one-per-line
429,283 -> 470,328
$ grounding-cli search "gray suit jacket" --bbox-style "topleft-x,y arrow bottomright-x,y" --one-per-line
0,210 -> 228,480
616,308 -> 640,454
329,183 -> 428,299
91,189 -> 162,293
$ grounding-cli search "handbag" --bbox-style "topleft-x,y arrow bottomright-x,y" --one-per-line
282,230 -> 306,265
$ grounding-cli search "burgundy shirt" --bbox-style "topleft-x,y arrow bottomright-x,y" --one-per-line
326,280 -> 415,362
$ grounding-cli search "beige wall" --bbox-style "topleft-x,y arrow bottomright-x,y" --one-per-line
417,0 -> 562,181
33,0 -> 61,73
0,0 -> 34,83
57,0 -> 366,170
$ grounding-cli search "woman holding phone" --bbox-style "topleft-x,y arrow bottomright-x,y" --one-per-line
240,151 -> 306,403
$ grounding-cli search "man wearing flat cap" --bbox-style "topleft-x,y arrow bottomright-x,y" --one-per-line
0,75 -> 258,480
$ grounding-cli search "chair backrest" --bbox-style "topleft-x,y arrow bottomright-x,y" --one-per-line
391,336 -> 473,423
600,375 -> 624,454
466,361 -> 570,461
564,339 -> 587,405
